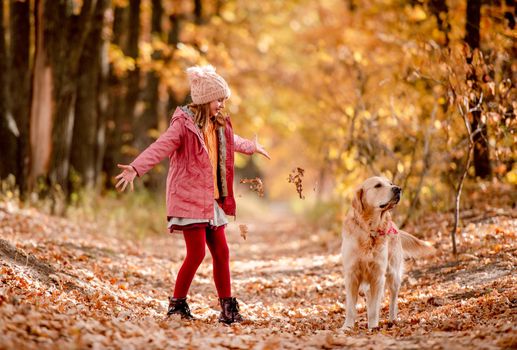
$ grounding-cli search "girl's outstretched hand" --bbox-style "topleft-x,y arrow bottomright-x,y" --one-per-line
115,164 -> 137,192
254,135 -> 271,159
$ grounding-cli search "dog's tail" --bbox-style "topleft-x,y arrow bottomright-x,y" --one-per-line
399,230 -> 435,258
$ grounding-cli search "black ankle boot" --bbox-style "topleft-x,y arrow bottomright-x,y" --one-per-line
219,297 -> 243,324
167,297 -> 194,320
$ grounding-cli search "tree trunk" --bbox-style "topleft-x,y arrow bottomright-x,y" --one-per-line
465,0 -> 491,178
103,4 -> 127,186
129,0 -> 164,189
103,1 -> 140,188
0,0 -> 17,180
194,0 -> 202,24
132,0 -> 165,190
124,0 -> 141,134
30,0 -> 53,188
123,0 -> 141,126
70,0 -> 110,191
8,0 -> 31,194
465,0 -> 481,53
166,12 -> 182,113
96,18 -> 110,189
134,0 -> 162,152
215,0 -> 224,16
44,0 -> 98,196
346,0 -> 357,12
429,0 -> 450,46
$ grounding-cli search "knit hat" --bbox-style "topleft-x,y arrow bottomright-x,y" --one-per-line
186,65 -> 231,105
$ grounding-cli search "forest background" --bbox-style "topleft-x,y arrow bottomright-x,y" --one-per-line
0,0 -> 515,227
0,0 -> 516,348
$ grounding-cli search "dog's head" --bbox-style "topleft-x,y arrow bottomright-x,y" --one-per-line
352,176 -> 402,214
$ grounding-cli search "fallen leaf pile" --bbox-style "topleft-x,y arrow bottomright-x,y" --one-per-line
0,199 -> 515,349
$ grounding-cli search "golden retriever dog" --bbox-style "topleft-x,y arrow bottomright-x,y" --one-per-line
341,176 -> 434,330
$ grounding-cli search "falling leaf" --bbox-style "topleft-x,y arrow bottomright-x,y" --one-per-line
287,168 -> 305,199
239,224 -> 249,240
240,178 -> 265,197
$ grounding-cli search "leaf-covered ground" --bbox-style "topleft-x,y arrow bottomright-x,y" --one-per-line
0,200 -> 515,349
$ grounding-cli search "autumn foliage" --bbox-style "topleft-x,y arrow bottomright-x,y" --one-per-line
0,0 -> 516,349
1,189 -> 516,349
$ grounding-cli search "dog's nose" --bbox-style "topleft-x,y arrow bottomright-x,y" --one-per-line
392,186 -> 401,195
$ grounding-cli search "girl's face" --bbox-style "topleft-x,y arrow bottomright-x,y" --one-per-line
209,98 -> 226,117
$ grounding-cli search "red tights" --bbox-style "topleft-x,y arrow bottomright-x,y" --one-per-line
173,225 -> 231,298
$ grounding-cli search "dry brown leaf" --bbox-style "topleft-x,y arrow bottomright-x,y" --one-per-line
287,168 -> 305,199
0,200 -> 515,349
239,224 -> 249,240
240,177 -> 264,197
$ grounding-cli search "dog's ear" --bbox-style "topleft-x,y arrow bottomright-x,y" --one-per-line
352,188 -> 364,213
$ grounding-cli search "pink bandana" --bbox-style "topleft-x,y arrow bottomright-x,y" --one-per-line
377,223 -> 398,236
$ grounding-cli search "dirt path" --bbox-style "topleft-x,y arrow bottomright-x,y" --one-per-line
0,202 -> 515,349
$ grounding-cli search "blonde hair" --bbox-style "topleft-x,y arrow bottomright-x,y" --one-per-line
188,102 -> 226,130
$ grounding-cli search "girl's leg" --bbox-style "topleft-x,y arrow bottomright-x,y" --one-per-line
207,225 -> 243,324
172,227 -> 207,298
205,225 -> 231,298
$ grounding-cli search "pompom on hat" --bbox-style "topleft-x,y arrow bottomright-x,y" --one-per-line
186,65 -> 231,105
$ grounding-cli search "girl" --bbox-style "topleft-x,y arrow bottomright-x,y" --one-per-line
115,65 -> 269,325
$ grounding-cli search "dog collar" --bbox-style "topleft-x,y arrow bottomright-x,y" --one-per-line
376,223 -> 398,236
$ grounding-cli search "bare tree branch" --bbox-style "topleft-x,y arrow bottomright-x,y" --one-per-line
401,102 -> 438,228
450,95 -> 483,255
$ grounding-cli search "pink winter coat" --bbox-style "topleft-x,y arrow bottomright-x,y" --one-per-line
130,107 -> 256,219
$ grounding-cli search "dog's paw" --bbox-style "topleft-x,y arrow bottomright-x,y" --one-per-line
367,322 -> 380,331
387,320 -> 397,328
